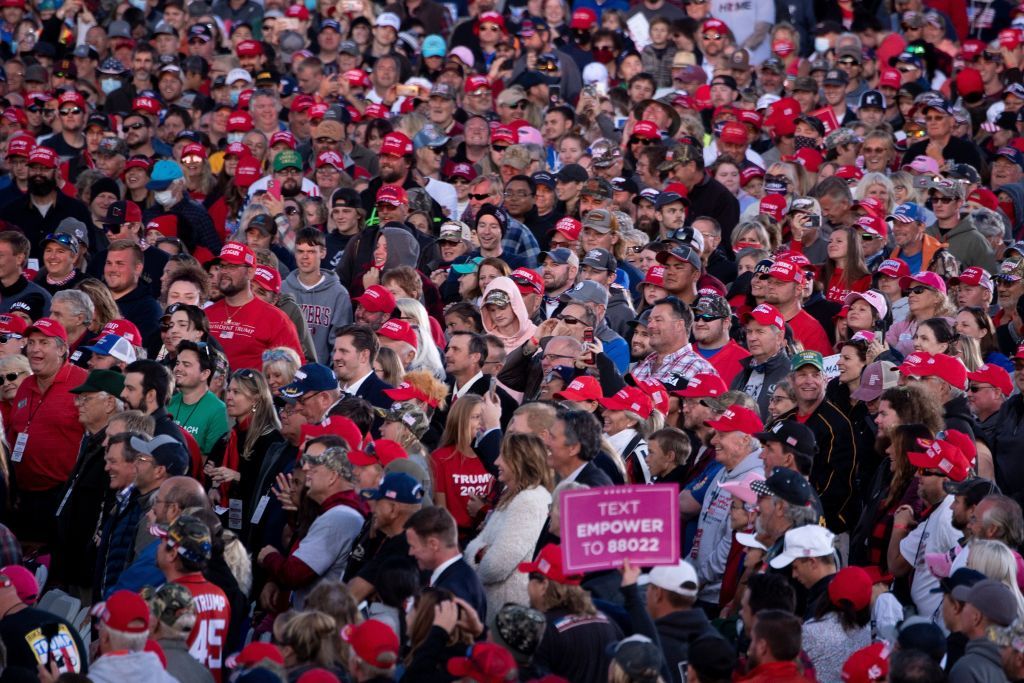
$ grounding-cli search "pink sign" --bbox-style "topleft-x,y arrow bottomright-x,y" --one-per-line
559,485 -> 680,573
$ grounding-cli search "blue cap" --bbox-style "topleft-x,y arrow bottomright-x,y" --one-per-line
422,34 -> 446,58
889,202 -> 926,223
541,247 -> 576,264
996,146 -> 1024,170
532,171 -> 556,188
82,334 -> 136,362
413,124 -> 450,150
321,18 -> 342,32
146,160 -> 184,191
895,52 -> 924,69
360,472 -> 425,504
280,363 -> 339,399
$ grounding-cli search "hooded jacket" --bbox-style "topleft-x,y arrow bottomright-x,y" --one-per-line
280,269 -> 353,364
86,650 -> 178,683
480,276 -> 537,353
999,181 -> 1024,239
381,225 -> 421,270
948,637 -> 1008,683
926,215 -> 998,273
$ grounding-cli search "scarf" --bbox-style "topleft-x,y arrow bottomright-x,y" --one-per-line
219,415 -> 253,506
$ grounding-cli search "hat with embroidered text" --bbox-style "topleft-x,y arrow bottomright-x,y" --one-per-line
632,120 -> 660,140
93,590 -> 150,633
340,619 -> 399,669
841,642 -> 890,683
378,319 -> 418,349
27,146 -> 58,169
555,375 -> 602,402
877,259 -> 910,280
0,315 -> 27,337
899,270 -> 947,293
903,351 -> 968,389
560,280 -> 608,306
928,177 -> 965,200
951,266 -> 994,292
354,285 -> 397,314
655,244 -> 701,270
581,248 -> 616,273
769,525 -> 835,568
380,131 -> 414,157
673,372 -> 728,399
705,405 -> 762,435
518,543 -> 581,585
25,318 -> 66,342
762,259 -> 802,284
968,364 -> 1013,396
252,266 -> 281,294
907,437 -> 971,481
598,386 -> 654,419
218,241 -> 256,267
510,268 -> 544,296
376,184 -> 408,207
82,334 -> 137,363
742,303 -> 786,330
996,258 -> 1024,283
280,363 -> 339,399
792,350 -> 824,372
639,266 -> 665,290
850,361 -> 900,401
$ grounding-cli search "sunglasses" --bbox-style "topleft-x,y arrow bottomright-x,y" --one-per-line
44,233 -> 75,248
969,384 -> 995,393
908,286 -> 932,295
59,107 -> 82,116
630,137 -> 656,145
125,122 -> 147,131
491,145 -> 508,152
695,314 -> 724,321
556,315 -> 584,325
931,195 -> 957,204
468,193 -> 491,200
508,101 -> 528,109
703,32 -> 723,40
0,371 -> 22,385
284,206 -> 299,215
0,334 -> 21,345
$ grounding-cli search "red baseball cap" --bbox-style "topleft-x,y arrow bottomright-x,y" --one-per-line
955,68 -> 984,97
226,642 -> 285,669
640,265 -> 665,289
736,109 -> 762,130
967,187 -> 999,211
702,18 -> 729,34
26,317 -> 67,343
376,184 -> 408,207
234,157 -> 262,188
285,3 -> 310,19
877,258 -> 910,279
125,156 -> 153,172
854,214 -> 887,238
554,216 -> 582,241
253,265 -> 282,293
380,131 -> 413,157
354,285 -> 397,314
236,39 -> 264,57
743,303 -> 786,330
828,566 -> 873,611
1,108 -> 27,128
447,643 -> 518,683
92,590 -> 150,633
465,74 -> 490,94
765,259 -> 804,284
181,142 -> 207,159
340,620 -> 399,669
378,319 -> 418,349
0,314 -> 28,336
316,151 -> 344,170
835,164 -> 865,182
632,120 -> 660,140
145,215 -> 178,238
300,415 -> 362,451
27,147 -> 58,169
962,39 -> 987,60
631,376 -> 669,414
5,135 -> 33,159
103,319 -> 141,345
673,372 -> 728,398
967,363 -> 1013,397
879,68 -> 902,89
343,69 -> 372,88
518,543 -> 581,585
309,102 -> 331,120
219,241 -> 256,267
908,437 -> 970,482
58,90 -> 85,110
1000,27 -> 1021,49
132,96 -> 161,115
491,126 -> 516,145
290,94 -> 316,112
569,7 -> 597,29
269,130 -> 297,150
598,386 -> 654,419
901,351 -> 968,390
759,194 -> 787,222
510,267 -> 544,296
720,121 -> 747,145
554,375 -> 602,402
705,405 -> 762,435
226,111 -> 254,133
740,166 -> 764,186
951,266 -> 994,291
383,381 -> 437,407
349,439 -> 408,467
842,642 -> 890,683
0,566 -> 37,605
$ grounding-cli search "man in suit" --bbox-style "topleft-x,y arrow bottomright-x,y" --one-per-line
543,407 -> 618,486
431,331 -> 518,442
405,506 -> 487,622
332,323 -> 393,410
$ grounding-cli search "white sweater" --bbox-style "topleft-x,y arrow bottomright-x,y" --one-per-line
464,486 -> 552,621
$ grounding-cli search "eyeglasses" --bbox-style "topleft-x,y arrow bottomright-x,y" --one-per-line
556,315 -> 583,325
908,286 -> 931,295
284,206 -> 300,215
543,352 -> 576,361
508,101 -> 528,110
931,196 -> 957,204
629,137 -> 656,145
125,122 -> 147,131
969,384 -> 995,393
59,107 -> 82,116
0,372 -> 22,385
703,32 -> 723,41
468,193 -> 491,200
768,394 -> 791,404
277,168 -> 302,176
695,314 -> 724,321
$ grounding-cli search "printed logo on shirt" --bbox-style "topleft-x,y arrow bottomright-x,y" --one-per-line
25,624 -> 82,673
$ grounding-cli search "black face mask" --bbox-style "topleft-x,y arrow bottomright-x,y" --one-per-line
27,175 -> 56,197
794,135 -> 819,151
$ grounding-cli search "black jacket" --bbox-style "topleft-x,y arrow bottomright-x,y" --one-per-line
0,191 -> 96,260
992,394 -> 1024,500
684,174 -> 740,246
353,372 -> 395,411
730,351 -> 791,421
944,394 -> 980,443
115,285 -> 163,351
427,374 -> 518,453
52,429 -> 108,589
87,246 -> 169,301
497,337 -> 625,402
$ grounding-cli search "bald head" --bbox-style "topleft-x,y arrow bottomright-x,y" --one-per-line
158,476 -> 208,524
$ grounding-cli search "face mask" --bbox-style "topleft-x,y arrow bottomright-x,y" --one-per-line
764,180 -> 788,196
100,78 -> 121,95
508,4 -> 526,21
128,0 -> 147,10
1001,199 -> 1016,220
593,48 -> 614,63
794,135 -> 819,151
814,37 -> 830,54
154,189 -> 176,207
227,132 -> 245,144
304,0 -> 317,9
229,90 -> 240,106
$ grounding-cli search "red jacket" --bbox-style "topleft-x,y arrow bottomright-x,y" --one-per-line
736,660 -> 815,683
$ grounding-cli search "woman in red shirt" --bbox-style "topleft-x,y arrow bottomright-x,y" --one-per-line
823,227 -> 871,304
430,394 -> 494,543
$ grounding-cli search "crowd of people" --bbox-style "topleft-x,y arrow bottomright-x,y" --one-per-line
3,0 -> 1024,680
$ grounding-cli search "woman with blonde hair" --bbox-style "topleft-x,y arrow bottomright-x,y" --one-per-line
395,298 -> 446,379
278,610 -> 346,679
854,172 -> 896,213
886,273 -> 956,356
261,347 -> 302,395
731,220 -> 772,252
373,347 -> 405,388
207,368 -> 283,546
967,539 -> 1024,620
430,394 -> 494,543
76,278 -> 121,333
465,433 -> 553,620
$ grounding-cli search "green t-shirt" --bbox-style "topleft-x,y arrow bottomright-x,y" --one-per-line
168,390 -> 229,455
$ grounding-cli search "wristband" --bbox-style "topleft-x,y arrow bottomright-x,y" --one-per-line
893,524 -> 908,530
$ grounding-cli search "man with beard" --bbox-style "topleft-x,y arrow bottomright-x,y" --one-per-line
1,147 -> 93,260
168,340 -> 228,456
104,240 -> 163,347
41,91 -> 87,163
87,201 -> 168,300
540,248 -> 579,319
122,110 -> 166,159
141,161 -> 222,261
205,242 -> 303,370
628,310 -> 652,368
692,293 -> 748,386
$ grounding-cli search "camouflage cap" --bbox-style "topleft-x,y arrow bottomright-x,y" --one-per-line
141,582 -> 195,628
995,258 -> 1024,283
824,127 -> 862,150
384,402 -> 430,439
693,293 -> 731,319
590,139 -> 622,168
493,603 -> 547,657
500,144 -> 531,170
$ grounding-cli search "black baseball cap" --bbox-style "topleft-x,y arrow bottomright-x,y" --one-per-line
930,567 -> 985,595
943,477 -> 999,503
754,420 -> 818,457
331,187 -> 361,209
750,467 -> 815,507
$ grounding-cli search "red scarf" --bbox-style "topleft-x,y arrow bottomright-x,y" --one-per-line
219,416 -> 252,506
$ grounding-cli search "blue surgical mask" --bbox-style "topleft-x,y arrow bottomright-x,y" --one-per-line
229,90 -> 240,106
304,0 -> 317,10
814,37 -> 830,54
128,0 -> 147,11
101,78 -> 121,95
227,132 -> 245,144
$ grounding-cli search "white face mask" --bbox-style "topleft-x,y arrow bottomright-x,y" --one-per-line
814,37 -> 831,53
226,132 -> 245,144
100,78 -> 121,95
154,189 -> 176,207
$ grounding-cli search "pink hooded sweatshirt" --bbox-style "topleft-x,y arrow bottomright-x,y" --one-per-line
480,276 -> 537,353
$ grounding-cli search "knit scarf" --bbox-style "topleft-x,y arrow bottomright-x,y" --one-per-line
219,415 -> 252,506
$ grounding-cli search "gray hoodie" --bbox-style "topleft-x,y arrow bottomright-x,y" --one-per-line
280,269 -> 354,364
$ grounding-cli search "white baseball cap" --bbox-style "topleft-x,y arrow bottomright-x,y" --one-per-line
376,12 -> 401,30
227,68 -> 253,85
769,525 -> 836,569
646,560 -> 699,598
